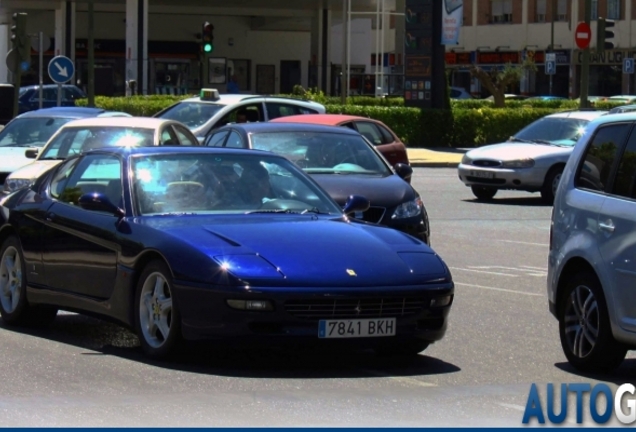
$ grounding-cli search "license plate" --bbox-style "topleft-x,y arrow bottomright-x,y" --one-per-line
318,318 -> 396,338
469,170 -> 495,179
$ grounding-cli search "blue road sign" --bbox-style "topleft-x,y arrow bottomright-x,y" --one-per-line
48,55 -> 74,84
545,60 -> 556,75
623,57 -> 635,74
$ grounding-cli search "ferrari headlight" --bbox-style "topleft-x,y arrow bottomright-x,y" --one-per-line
461,154 -> 472,165
3,178 -> 32,194
392,197 -> 422,219
501,158 -> 535,168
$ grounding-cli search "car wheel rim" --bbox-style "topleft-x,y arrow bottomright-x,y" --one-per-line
564,284 -> 599,359
0,246 -> 22,314
139,271 -> 173,349
552,173 -> 562,197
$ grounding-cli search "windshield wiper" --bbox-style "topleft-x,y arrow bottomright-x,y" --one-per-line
509,137 -> 533,143
531,139 -> 554,145
300,207 -> 330,215
245,209 -> 298,214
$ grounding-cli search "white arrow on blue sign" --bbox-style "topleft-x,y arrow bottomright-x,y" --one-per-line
545,60 -> 556,75
623,58 -> 635,75
48,55 -> 75,84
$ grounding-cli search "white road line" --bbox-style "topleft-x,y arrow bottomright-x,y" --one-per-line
497,240 -> 547,246
455,282 -> 543,297
519,265 -> 547,271
470,266 -> 546,276
497,403 -> 526,412
449,267 -> 517,277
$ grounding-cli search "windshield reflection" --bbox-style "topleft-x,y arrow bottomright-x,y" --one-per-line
513,118 -> 589,145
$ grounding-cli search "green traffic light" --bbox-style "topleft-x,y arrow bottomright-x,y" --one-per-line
204,43 -> 213,53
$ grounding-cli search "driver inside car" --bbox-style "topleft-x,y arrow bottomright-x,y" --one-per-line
235,162 -> 275,206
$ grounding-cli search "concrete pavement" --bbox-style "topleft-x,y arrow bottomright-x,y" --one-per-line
407,147 -> 467,168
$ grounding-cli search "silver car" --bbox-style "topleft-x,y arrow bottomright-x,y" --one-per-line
154,88 -> 326,140
457,110 -> 607,204
548,112 -> 636,373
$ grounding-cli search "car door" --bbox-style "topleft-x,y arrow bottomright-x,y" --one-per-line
597,123 -> 636,332
159,124 -> 179,145
353,120 -> 402,165
41,153 -> 123,299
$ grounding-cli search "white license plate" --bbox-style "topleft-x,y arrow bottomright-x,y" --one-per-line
469,170 -> 495,179
318,318 -> 396,338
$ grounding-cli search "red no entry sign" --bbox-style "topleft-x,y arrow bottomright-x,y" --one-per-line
575,22 -> 591,49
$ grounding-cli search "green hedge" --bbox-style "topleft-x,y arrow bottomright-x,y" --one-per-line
76,95 -> 191,116
74,95 -> 623,147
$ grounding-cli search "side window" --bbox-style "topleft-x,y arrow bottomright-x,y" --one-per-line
59,155 -> 122,208
205,131 -> 229,147
50,158 -> 80,199
341,122 -> 357,131
611,128 -> 636,199
575,123 -> 631,193
173,125 -> 197,146
266,103 -> 296,120
160,126 -> 179,145
218,103 -> 263,127
355,122 -> 383,146
225,131 -> 244,148
43,88 -> 56,100
377,124 -> 396,144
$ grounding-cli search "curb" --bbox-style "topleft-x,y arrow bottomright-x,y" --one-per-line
410,161 -> 459,168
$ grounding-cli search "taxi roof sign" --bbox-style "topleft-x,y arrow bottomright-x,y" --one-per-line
200,88 -> 220,101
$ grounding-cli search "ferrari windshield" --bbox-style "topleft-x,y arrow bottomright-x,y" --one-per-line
0,117 -> 72,148
513,117 -> 590,145
156,101 -> 223,129
249,131 -> 390,175
40,126 -> 155,160
132,152 -> 342,215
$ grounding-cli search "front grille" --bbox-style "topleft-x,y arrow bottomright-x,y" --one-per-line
285,297 -> 428,320
466,176 -> 506,184
361,206 -> 385,223
472,159 -> 502,168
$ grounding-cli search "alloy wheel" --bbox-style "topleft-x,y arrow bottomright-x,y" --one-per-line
0,246 -> 22,314
139,271 -> 173,348
563,284 -> 599,359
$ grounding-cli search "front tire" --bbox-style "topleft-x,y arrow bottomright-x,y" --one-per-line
135,260 -> 182,359
558,271 -> 626,373
0,236 -> 57,326
541,166 -> 564,204
471,186 -> 497,201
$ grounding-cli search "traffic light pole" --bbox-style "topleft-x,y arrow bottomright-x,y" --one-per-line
549,0 -> 556,96
579,0 -> 591,109
12,47 -> 21,118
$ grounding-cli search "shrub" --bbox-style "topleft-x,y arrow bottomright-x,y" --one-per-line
75,95 -> 191,116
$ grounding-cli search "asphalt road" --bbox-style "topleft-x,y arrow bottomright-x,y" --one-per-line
1,168 -> 634,427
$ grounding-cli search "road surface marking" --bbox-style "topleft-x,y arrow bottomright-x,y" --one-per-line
359,369 -> 437,387
449,267 -> 517,277
498,240 -> 547,246
455,282 -> 543,297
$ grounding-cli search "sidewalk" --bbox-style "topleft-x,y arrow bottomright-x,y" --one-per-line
407,147 -> 467,168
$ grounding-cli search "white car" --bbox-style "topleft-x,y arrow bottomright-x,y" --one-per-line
153,88 -> 326,139
0,107 -> 130,187
3,117 -> 198,194
457,110 -> 607,204
548,111 -> 636,373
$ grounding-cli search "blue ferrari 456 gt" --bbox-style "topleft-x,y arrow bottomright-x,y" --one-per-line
0,146 -> 454,359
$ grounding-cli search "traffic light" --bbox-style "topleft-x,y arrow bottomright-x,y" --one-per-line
202,21 -> 214,53
597,17 -> 616,53
11,13 -> 29,62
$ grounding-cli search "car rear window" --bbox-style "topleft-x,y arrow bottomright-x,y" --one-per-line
0,117 -> 72,147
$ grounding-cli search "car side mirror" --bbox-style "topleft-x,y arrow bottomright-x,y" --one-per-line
78,192 -> 125,218
394,163 -> 413,181
25,148 -> 39,159
343,195 -> 370,215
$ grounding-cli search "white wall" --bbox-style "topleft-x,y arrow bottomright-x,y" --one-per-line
331,18 -> 373,69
